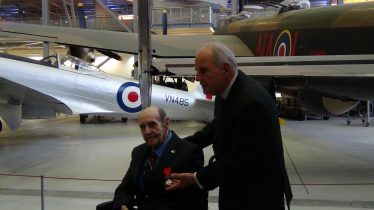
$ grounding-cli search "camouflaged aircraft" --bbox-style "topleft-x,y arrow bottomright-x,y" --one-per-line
0,2 -> 374,120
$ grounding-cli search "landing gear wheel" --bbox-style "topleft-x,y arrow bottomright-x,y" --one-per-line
322,116 -> 330,120
346,120 -> 351,126
0,120 -> 2,132
121,118 -> 128,123
366,122 -> 370,127
80,114 -> 88,124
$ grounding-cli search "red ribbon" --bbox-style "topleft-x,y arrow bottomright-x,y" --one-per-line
163,167 -> 171,177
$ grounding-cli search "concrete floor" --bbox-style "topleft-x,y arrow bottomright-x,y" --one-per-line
0,115 -> 373,210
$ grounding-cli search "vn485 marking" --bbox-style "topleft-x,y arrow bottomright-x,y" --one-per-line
165,95 -> 189,106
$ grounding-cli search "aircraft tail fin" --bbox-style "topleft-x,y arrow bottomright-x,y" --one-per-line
190,84 -> 215,102
188,84 -> 215,122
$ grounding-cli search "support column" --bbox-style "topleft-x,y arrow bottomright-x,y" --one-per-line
133,0 -> 138,32
42,0 -> 49,57
138,0 -> 152,108
162,9 -> 167,35
231,0 -> 238,15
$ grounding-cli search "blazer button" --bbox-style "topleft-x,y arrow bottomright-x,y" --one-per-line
145,195 -> 149,199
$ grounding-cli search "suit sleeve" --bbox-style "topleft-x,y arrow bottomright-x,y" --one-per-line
112,149 -> 138,210
197,103 -> 272,190
186,143 -> 205,171
184,119 -> 216,149
177,142 -> 208,207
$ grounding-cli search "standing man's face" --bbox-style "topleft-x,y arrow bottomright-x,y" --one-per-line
138,107 -> 170,148
195,49 -> 231,95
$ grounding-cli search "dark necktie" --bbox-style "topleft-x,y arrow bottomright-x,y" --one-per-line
221,97 -> 226,106
219,97 -> 226,112
144,152 -> 158,177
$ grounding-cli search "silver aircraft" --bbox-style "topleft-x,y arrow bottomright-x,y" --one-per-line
0,53 -> 213,132
2,2 -> 374,119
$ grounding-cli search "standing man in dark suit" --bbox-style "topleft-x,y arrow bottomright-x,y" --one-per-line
104,106 -> 208,210
165,42 -> 293,210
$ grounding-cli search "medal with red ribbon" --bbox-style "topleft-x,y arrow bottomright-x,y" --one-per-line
163,167 -> 172,185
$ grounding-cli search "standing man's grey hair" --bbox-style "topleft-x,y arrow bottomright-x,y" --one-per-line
198,42 -> 238,72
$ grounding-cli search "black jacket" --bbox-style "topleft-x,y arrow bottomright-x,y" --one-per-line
113,131 -> 208,210
185,71 -> 292,210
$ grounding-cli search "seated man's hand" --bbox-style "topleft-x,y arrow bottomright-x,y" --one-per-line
121,205 -> 129,210
165,173 -> 196,191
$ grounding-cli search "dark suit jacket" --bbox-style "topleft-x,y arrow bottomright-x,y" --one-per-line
113,131 -> 208,210
185,71 -> 292,210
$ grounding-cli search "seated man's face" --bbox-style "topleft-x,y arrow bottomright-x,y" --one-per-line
138,108 -> 169,148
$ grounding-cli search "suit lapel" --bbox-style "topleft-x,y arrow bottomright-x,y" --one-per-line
135,144 -> 150,172
134,144 -> 151,188
151,133 -> 179,176
216,71 -> 244,116
213,72 -> 243,151
225,71 -> 244,105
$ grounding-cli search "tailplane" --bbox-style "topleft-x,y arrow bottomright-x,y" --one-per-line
190,84 -> 215,102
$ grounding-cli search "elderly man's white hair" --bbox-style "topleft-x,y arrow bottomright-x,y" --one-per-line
197,42 -> 238,72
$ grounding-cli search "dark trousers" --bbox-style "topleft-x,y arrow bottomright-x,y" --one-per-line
96,201 -> 113,210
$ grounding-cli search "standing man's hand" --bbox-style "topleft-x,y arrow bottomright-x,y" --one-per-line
165,173 -> 196,190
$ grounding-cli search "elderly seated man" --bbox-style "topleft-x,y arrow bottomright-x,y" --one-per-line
97,106 -> 208,210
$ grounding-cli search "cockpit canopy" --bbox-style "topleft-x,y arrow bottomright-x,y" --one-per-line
40,54 -> 101,72
59,54 -> 100,72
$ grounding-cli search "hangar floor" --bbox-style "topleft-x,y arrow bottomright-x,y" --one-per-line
0,115 -> 374,210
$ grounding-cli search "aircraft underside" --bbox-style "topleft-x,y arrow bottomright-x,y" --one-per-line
254,76 -> 373,116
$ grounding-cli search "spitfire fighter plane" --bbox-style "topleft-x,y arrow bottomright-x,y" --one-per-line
1,2 -> 374,120
0,53 -> 213,132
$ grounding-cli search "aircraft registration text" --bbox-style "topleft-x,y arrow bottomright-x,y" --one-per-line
165,95 -> 189,106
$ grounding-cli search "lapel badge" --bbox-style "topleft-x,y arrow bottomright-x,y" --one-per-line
171,149 -> 176,154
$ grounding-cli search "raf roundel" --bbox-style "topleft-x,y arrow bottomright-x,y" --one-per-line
273,30 -> 292,56
117,82 -> 142,113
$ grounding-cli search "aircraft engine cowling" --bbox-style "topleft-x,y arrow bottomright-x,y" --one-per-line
297,90 -> 359,116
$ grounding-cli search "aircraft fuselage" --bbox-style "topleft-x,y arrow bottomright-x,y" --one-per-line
215,2 -> 374,56
0,53 -> 213,131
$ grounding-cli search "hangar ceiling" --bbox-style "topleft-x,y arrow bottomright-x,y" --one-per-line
0,0 -> 328,55
0,0 -> 133,55
0,0 -> 330,22
0,0 -> 133,20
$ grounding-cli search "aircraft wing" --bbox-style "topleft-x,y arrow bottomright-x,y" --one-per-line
6,23 -> 374,77
0,22 -> 253,57
153,54 -> 374,77
0,77 -> 72,130
154,54 -> 374,117
0,53 -> 216,132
